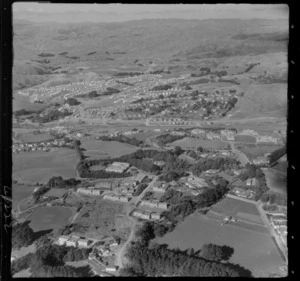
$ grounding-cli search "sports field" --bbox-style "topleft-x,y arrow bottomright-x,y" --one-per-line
158,211 -> 284,277
81,139 -> 139,159
28,206 -> 75,232
169,137 -> 228,150
13,148 -> 77,184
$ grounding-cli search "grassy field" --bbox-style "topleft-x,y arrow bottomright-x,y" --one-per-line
81,139 -> 139,159
235,143 -> 281,160
263,168 -> 287,194
210,197 -> 264,225
74,197 -> 129,240
12,184 -> 36,210
157,212 -> 284,277
28,206 -> 75,232
18,132 -> 55,143
169,137 -> 228,150
13,148 -> 78,184
234,134 -> 257,144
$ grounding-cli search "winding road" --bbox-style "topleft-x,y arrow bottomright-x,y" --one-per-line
115,175 -> 159,269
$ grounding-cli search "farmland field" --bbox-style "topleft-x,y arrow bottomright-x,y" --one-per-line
28,206 -> 75,232
234,134 -> 257,144
81,139 -> 139,159
13,148 -> 78,184
157,212 -> 284,277
169,137 -> 228,150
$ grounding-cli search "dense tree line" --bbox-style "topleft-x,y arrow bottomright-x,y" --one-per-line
191,157 -> 240,175
115,72 -> 143,77
260,192 -> 287,206
239,163 -> 269,200
102,87 -> 120,95
162,178 -> 229,224
76,160 -> 132,179
200,243 -> 234,262
121,242 -> 252,277
64,97 -> 80,106
12,222 -> 35,250
150,84 -> 173,91
133,183 -> 148,196
98,134 -> 146,147
47,176 -> 81,188
155,134 -> 186,146
14,109 -> 39,117
32,109 -> 72,123
268,146 -> 286,164
32,186 -> 51,203
19,243 -> 93,277
11,253 -> 34,275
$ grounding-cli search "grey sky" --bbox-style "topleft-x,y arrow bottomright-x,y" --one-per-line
13,3 -> 289,23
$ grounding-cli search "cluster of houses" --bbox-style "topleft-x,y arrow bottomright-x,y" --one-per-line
105,162 -> 131,173
132,209 -> 162,220
103,194 -> 131,202
18,79 -> 119,103
12,138 -> 73,153
58,235 -> 92,248
77,187 -> 103,196
231,177 -> 258,199
267,212 -> 287,240
181,174 -> 208,189
152,182 -> 170,193
140,200 -> 169,209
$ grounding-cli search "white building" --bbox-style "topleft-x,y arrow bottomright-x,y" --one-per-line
58,235 -> 70,245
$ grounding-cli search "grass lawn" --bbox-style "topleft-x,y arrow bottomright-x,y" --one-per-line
13,148 -> 78,184
157,212 -> 284,277
12,184 -> 36,210
169,137 -> 228,150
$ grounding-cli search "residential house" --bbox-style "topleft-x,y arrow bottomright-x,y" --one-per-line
246,178 -> 257,186
78,238 -> 91,248
66,236 -> 80,247
151,213 -> 161,220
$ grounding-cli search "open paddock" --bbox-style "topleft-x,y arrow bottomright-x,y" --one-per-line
234,134 -> 257,144
13,148 -> 78,184
169,137 -> 228,150
74,197 -> 127,240
262,168 -> 287,194
17,132 -> 55,143
158,212 -> 284,277
28,206 -> 75,232
235,143 -> 281,160
81,139 -> 139,159
209,196 -> 264,225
